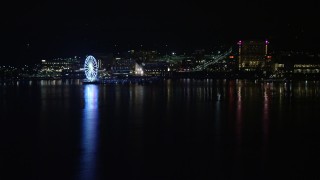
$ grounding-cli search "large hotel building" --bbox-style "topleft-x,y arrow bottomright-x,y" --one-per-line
238,40 -> 271,71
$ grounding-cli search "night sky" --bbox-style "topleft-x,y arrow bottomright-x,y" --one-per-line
2,0 -> 320,64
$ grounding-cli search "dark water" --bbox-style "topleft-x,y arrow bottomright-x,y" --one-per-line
1,79 -> 320,179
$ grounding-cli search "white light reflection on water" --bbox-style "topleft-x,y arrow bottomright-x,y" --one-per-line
79,85 -> 99,180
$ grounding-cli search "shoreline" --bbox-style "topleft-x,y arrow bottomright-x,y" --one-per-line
1,76 -> 319,85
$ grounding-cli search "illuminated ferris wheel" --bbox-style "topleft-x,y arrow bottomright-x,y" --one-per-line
84,55 -> 98,81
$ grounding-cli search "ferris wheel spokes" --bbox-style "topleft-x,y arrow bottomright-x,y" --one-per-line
84,55 -> 98,82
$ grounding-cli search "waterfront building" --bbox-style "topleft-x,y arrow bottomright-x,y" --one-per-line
142,61 -> 170,76
110,58 -> 135,75
39,56 -> 82,78
41,56 -> 81,71
273,51 -> 320,78
238,40 -> 271,72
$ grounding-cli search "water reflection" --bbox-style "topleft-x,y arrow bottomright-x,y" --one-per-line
234,81 -> 243,174
3,79 -> 320,179
262,83 -> 270,163
262,83 -> 270,137
79,85 -> 99,180
236,83 -> 243,143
